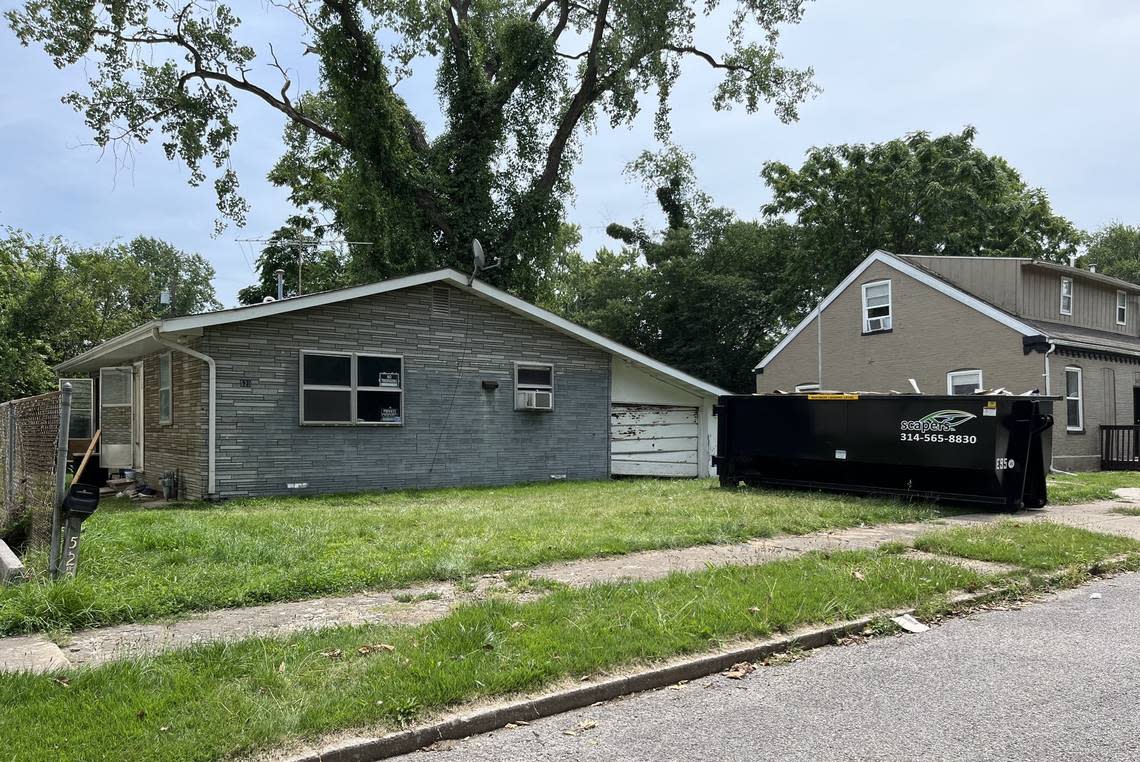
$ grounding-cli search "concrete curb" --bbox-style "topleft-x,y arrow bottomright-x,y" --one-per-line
283,617 -> 876,762
281,557 -> 1140,762
0,539 -> 26,584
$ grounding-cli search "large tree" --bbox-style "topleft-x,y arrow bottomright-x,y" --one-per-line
8,0 -> 816,300
1085,223 -> 1140,285
761,127 -> 1085,297
552,148 -> 799,391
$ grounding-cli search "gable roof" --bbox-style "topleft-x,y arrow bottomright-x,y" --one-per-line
57,268 -> 730,398
753,250 -> 1043,372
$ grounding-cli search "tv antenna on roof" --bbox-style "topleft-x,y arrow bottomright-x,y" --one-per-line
469,238 -> 500,285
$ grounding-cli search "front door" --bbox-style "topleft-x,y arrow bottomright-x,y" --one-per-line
132,361 -> 144,471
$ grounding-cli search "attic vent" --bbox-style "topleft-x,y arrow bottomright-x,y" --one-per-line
432,286 -> 450,315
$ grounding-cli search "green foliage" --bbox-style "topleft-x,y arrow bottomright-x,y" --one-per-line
0,477 -> 952,635
1085,223 -> 1140,285
7,1 -> 816,301
235,216 -> 350,305
1045,471 -> 1140,505
0,550 -> 983,761
0,231 -> 220,400
761,127 -> 1085,295
552,147 -> 803,391
914,520 -> 1140,571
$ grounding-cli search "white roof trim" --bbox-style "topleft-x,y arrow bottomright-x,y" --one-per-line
58,268 -> 730,397
753,250 -> 1042,372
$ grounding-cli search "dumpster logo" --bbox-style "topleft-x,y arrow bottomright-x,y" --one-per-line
900,409 -> 977,433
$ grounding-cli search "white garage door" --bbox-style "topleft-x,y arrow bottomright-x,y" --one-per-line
610,403 -> 700,477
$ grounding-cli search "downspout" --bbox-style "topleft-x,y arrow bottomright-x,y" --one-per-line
151,328 -> 217,497
1042,341 -> 1056,396
816,307 -> 823,388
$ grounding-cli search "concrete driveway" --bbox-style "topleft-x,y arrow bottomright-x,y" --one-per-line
406,572 -> 1140,761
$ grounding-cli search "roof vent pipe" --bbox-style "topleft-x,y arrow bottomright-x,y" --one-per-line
275,269 -> 286,301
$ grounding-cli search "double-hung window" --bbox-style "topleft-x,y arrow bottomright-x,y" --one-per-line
1064,366 -> 1083,432
300,351 -> 404,425
514,363 -> 554,411
946,369 -> 983,396
158,353 -> 173,424
861,280 -> 892,333
1117,290 -> 1128,326
1059,277 -> 1073,316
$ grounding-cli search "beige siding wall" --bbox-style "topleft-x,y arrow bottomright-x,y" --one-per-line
760,261 -> 1042,396
904,256 -> 1024,314
1020,268 -> 1138,336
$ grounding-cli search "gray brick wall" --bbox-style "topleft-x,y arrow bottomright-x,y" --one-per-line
195,283 -> 611,497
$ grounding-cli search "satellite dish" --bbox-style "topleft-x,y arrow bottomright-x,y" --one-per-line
473,238 -> 485,270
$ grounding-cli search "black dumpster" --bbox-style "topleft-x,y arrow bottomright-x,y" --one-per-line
713,394 -> 1054,509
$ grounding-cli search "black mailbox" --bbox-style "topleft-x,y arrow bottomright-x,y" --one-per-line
63,483 -> 101,518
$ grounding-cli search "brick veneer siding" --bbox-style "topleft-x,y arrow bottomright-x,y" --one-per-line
194,282 -> 611,497
134,349 -> 207,498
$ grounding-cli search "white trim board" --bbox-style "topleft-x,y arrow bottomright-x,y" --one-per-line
753,249 -> 1042,372
58,268 -> 730,399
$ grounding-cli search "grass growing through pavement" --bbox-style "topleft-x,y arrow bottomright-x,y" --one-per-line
1047,471 -> 1140,504
0,479 -> 951,636
0,550 -> 986,762
914,521 -> 1140,571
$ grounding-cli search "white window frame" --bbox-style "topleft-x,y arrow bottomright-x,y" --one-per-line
1116,290 -> 1127,326
1059,276 -> 1073,316
158,352 -> 173,425
1064,366 -> 1083,432
861,279 -> 892,333
514,362 -> 554,411
299,350 -> 404,426
946,369 -> 983,396
794,383 -> 821,393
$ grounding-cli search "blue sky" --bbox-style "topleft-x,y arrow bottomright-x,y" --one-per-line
2,1 -> 1138,306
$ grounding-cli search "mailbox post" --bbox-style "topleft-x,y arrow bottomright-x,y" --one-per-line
60,483 -> 100,577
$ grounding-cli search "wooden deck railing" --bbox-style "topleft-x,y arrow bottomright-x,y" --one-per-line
1100,425 -> 1140,470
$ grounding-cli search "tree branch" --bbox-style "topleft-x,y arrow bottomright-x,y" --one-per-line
664,45 -> 753,73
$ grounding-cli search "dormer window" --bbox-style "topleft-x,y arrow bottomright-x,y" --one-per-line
861,280 -> 892,333
1059,276 -> 1073,316
1117,290 -> 1127,326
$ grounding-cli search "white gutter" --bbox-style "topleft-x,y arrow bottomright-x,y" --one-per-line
151,328 -> 217,497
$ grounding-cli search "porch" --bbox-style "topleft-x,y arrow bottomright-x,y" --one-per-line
1100,425 -> 1140,470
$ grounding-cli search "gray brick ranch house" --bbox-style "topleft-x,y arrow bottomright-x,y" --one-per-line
56,269 -> 728,499
756,249 -> 1140,471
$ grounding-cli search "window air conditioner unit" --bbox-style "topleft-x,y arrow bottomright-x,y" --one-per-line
866,316 -> 891,332
516,390 -> 553,410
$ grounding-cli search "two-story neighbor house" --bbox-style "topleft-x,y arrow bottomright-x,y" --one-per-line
756,249 -> 1140,471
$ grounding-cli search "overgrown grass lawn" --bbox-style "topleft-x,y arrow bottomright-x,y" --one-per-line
0,550 -> 986,762
915,520 -> 1140,570
0,479 -> 950,635
1047,471 -> 1140,504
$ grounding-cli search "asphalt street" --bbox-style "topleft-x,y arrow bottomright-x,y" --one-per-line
406,573 -> 1140,761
